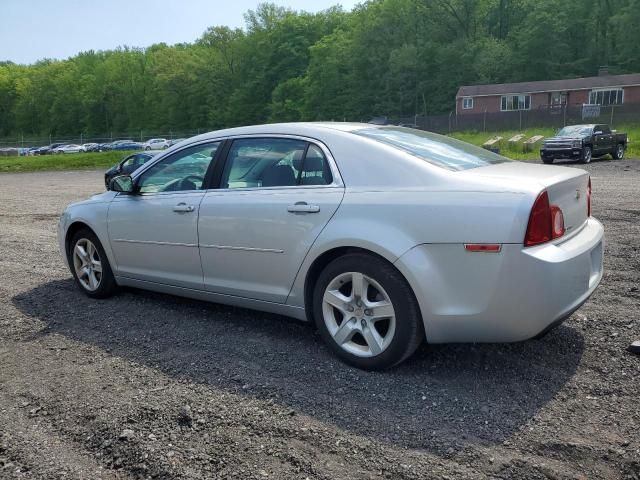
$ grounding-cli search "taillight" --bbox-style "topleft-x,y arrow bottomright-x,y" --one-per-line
525,191 -> 552,246
524,190 -> 565,247
550,206 -> 565,238
587,177 -> 592,217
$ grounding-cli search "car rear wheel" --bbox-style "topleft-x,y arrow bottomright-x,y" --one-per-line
313,253 -> 424,370
69,229 -> 117,299
613,143 -> 625,160
581,146 -> 592,164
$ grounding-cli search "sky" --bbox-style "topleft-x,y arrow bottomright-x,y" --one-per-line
0,0 -> 360,65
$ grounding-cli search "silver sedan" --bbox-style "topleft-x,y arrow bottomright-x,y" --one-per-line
58,123 -> 604,370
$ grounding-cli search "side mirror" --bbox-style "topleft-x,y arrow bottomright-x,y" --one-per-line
109,175 -> 135,194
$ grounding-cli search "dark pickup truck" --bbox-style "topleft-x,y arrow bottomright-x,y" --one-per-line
540,124 -> 627,164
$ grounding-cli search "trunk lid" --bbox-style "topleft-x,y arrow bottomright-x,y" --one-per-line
462,162 -> 590,236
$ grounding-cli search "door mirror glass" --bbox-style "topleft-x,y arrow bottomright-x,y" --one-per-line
110,175 -> 135,193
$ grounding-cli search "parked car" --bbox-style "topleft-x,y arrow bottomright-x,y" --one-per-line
104,151 -> 161,189
83,143 -> 100,152
54,144 -> 86,154
143,138 -> 170,150
540,124 -> 627,164
58,123 -> 603,370
94,142 -> 113,151
368,116 -> 389,125
110,140 -> 143,151
34,143 -> 64,155
0,147 -> 19,156
99,140 -> 133,151
168,138 -> 187,146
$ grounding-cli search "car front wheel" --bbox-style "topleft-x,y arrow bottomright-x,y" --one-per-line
69,229 -> 117,299
581,146 -> 592,163
313,253 -> 424,370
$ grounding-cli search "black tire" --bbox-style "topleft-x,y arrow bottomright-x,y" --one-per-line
541,155 -> 554,164
613,143 -> 625,160
68,228 -> 118,299
312,253 -> 424,370
580,146 -> 592,164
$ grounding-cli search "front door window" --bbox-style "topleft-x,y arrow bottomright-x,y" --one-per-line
138,142 -> 220,193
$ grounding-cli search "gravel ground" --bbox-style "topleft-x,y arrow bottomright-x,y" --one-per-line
0,159 -> 638,479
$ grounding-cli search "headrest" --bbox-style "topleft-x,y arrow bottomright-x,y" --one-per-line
303,154 -> 324,172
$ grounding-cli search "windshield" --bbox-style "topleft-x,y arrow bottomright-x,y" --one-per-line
557,126 -> 593,136
354,127 -> 510,171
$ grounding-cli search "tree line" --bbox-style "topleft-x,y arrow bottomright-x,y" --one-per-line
1,0 -> 639,137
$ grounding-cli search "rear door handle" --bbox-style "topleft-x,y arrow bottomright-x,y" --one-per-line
287,202 -> 320,213
173,203 -> 195,213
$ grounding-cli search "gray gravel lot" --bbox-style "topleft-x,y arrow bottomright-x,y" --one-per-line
0,159 -> 639,479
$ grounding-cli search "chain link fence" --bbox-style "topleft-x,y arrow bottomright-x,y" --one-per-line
395,103 -> 640,134
0,130 -> 203,155
2,103 -> 640,155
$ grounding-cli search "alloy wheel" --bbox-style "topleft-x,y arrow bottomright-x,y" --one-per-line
616,144 -> 624,159
322,271 -> 396,358
72,238 -> 103,291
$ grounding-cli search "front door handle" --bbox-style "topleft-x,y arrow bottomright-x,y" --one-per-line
173,203 -> 195,213
287,202 -> 320,214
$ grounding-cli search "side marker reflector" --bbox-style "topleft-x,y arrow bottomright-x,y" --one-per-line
464,244 -> 502,253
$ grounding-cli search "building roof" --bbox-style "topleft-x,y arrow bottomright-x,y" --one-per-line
457,73 -> 640,98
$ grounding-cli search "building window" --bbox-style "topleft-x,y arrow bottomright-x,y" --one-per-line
588,88 -> 623,106
462,97 -> 473,109
501,94 -> 531,111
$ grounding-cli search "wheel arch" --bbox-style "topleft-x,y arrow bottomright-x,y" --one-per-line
302,246 -> 420,328
65,221 -> 97,259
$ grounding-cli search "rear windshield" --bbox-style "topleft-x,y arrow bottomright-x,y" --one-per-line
354,127 -> 510,171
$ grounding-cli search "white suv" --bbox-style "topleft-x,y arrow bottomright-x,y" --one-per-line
142,138 -> 170,150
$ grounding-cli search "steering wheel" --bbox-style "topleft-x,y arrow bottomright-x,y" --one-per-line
179,175 -> 205,190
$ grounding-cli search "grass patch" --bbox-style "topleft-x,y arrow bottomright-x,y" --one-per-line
0,151 -> 136,173
450,124 -> 640,161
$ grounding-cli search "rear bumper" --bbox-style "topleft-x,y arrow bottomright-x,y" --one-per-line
394,217 -> 604,343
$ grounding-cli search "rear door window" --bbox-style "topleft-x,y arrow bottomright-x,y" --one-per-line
221,138 -> 305,189
299,145 -> 332,185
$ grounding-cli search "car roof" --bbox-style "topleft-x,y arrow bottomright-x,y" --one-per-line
191,122 -> 374,141
145,122 -> 455,189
